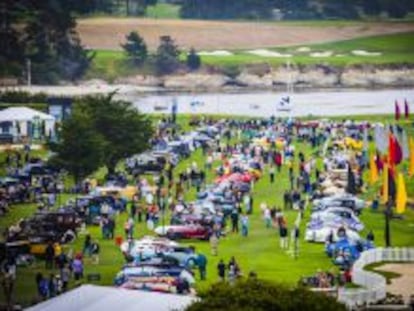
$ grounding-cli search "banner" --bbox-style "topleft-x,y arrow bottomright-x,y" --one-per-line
396,173 -> 407,214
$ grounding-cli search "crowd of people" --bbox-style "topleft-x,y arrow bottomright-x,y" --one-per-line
1,114 -> 406,308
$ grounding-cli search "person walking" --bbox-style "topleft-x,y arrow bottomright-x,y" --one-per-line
241,214 -> 249,237
269,164 -> 275,184
279,224 -> 288,249
196,253 -> 207,281
217,259 -> 226,281
230,208 -> 239,233
45,242 -> 55,269
264,207 -> 272,229
83,234 -> 92,257
210,231 -> 218,256
91,240 -> 100,265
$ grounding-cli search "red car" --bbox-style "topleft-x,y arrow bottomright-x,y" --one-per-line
154,224 -> 210,240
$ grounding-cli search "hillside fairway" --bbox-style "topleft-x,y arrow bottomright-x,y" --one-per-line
77,18 -> 414,51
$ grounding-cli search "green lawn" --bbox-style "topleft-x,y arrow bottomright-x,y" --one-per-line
1,114 -> 414,307
87,32 -> 414,81
145,3 -> 180,19
201,32 -> 414,67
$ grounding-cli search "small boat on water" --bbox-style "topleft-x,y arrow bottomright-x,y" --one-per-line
250,103 -> 260,110
276,96 -> 292,112
154,104 -> 169,111
190,100 -> 204,107
276,60 -> 294,113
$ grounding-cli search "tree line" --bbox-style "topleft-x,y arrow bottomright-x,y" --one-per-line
0,0 -> 92,84
122,32 -> 201,75
180,0 -> 414,20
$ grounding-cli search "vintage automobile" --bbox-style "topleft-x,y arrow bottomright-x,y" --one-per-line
312,194 -> 365,214
310,207 -> 364,232
114,265 -> 195,286
127,153 -> 166,175
120,238 -> 199,268
154,224 -> 210,240
305,224 -> 361,243
7,210 -> 81,256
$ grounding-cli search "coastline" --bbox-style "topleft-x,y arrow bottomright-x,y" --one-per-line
2,65 -> 413,96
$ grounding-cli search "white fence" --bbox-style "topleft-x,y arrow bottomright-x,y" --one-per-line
338,247 -> 414,309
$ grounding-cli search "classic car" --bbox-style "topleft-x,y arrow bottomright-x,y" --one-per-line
127,153 -> 166,175
312,194 -> 365,214
120,238 -> 198,268
310,207 -> 364,232
154,224 -> 210,240
114,265 -> 195,286
305,225 -> 361,243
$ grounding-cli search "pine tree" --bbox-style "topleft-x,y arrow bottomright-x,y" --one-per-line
121,31 -> 148,66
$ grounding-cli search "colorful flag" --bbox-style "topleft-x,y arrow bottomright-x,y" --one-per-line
409,137 -> 414,177
388,133 -> 402,167
374,124 -> 388,154
404,99 -> 410,118
396,173 -> 407,214
369,154 -> 379,185
401,130 -> 409,160
381,163 -> 389,204
395,100 -> 400,121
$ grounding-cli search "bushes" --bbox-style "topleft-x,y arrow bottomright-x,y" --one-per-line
186,279 -> 346,311
0,91 -> 47,104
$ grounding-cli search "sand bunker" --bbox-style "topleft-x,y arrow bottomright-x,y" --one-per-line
352,50 -> 382,56
310,51 -> 333,57
198,50 -> 233,56
247,49 -> 292,57
296,47 -> 311,53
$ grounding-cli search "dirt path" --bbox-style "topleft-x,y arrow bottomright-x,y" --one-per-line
77,18 -> 414,51
374,263 -> 414,302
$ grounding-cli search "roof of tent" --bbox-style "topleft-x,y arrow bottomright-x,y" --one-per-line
26,285 -> 198,311
0,107 -> 55,122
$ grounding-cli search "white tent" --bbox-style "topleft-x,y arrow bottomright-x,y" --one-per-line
0,106 -> 56,138
26,285 -> 198,311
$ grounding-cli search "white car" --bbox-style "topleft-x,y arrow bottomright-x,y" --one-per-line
310,207 -> 364,232
312,194 -> 365,214
305,226 -> 361,243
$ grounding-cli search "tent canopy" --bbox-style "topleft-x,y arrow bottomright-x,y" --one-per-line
26,285 -> 197,311
0,107 -> 55,122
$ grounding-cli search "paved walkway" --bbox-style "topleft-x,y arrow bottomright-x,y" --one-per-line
374,263 -> 414,302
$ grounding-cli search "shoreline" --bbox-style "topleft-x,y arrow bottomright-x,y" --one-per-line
1,64 -> 414,96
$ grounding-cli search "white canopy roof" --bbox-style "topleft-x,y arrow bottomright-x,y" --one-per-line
0,107 -> 55,122
26,285 -> 197,311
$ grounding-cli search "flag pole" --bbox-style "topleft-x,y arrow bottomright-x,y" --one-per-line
384,198 -> 392,247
